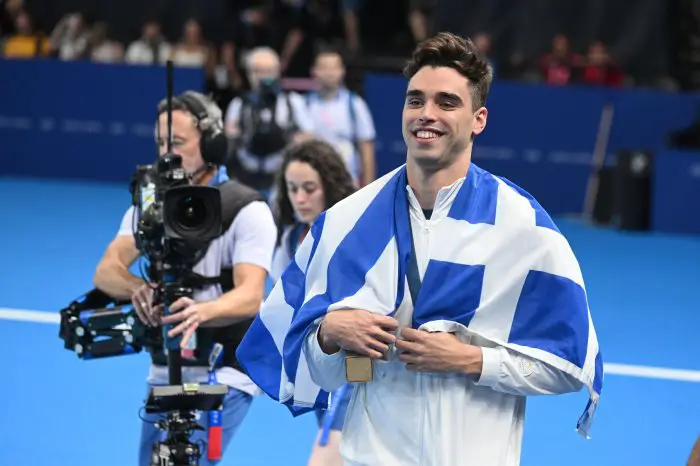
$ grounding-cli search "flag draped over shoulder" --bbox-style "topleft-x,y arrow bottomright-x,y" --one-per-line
236,163 -> 604,438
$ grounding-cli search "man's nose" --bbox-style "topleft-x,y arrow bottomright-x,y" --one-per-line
418,101 -> 438,122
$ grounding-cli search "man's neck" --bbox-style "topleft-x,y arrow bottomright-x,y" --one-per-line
318,86 -> 341,100
406,150 -> 472,209
195,167 -> 216,186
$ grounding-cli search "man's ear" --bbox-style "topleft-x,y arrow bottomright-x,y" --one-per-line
472,107 -> 488,136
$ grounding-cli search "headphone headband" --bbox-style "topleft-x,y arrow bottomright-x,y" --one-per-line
169,92 -> 227,166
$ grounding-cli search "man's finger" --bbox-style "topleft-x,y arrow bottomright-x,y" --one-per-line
133,302 -> 150,326
394,338 -> 420,353
167,319 -> 189,338
162,311 -> 186,325
369,327 -> 397,345
400,327 -> 426,342
146,309 -> 160,327
144,302 -> 159,327
372,315 -> 399,330
348,342 -> 382,359
366,338 -> 389,355
169,297 -> 192,312
180,324 -> 198,349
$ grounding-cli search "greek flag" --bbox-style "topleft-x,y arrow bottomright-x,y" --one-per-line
236,163 -> 604,438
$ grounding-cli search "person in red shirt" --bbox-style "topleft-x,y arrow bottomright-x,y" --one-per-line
578,40 -> 624,87
538,34 -> 582,85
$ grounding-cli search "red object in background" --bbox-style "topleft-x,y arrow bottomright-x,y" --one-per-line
207,413 -> 223,460
539,53 -> 583,86
580,64 -> 624,86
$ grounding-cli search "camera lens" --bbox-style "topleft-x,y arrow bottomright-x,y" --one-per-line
176,196 -> 207,229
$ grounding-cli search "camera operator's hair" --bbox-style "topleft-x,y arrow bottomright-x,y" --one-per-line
403,32 -> 493,110
273,139 -> 356,245
156,91 -> 223,133
243,46 -> 280,71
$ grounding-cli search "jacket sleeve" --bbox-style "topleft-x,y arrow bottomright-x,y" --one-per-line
474,346 -> 583,396
303,324 -> 348,392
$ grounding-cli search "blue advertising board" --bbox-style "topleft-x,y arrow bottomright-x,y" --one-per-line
651,149 -> 700,235
0,60 -> 698,235
363,73 -> 700,228
0,59 -> 205,183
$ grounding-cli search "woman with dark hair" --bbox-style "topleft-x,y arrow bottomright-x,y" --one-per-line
270,138 -> 355,280
269,138 -> 356,466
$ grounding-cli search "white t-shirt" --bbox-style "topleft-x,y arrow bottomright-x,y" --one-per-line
117,199 -> 277,395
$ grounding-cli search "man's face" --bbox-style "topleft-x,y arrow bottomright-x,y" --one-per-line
156,110 -> 204,175
312,53 -> 345,89
143,22 -> 160,40
401,66 -> 487,172
248,52 -> 280,90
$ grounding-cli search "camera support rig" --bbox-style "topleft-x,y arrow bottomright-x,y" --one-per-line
137,61 -> 227,466
59,60 -> 228,466
59,289 -> 159,360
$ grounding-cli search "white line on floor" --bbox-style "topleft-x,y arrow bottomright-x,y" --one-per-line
2,307 -> 699,383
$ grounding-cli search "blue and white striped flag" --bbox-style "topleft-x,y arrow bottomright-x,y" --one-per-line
236,163 -> 604,438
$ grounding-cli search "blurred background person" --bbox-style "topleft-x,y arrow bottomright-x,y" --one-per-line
306,45 -> 376,187
269,138 -> 356,466
47,12 -> 89,60
124,19 -> 171,65
225,46 -> 314,194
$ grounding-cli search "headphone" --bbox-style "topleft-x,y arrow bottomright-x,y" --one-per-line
171,91 -> 228,167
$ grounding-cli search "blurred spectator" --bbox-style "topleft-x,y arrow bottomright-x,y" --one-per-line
225,46 -> 314,193
48,12 -> 89,60
278,0 -> 345,78
124,20 -> 171,65
170,19 -> 210,69
538,34 -> 582,85
221,2 -> 280,92
472,32 -> 496,76
408,0 -> 437,44
340,0 -> 361,54
3,10 -> 49,57
0,0 -> 23,37
576,41 -> 624,87
85,22 -> 123,63
306,45 -> 376,187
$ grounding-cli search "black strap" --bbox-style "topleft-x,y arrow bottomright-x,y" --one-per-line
406,221 -> 422,306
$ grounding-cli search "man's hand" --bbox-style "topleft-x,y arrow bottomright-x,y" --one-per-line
396,328 -> 483,375
318,310 -> 399,358
131,284 -> 161,326
161,297 -> 215,349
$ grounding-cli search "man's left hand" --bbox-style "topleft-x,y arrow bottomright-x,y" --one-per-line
396,327 -> 482,375
161,297 -> 213,349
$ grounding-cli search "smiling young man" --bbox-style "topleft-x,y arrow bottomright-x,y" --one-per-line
237,32 -> 601,466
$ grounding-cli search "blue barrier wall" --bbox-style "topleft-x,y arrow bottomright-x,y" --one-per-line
0,61 -> 697,235
364,73 -> 700,234
0,59 -> 205,183
652,149 -> 700,235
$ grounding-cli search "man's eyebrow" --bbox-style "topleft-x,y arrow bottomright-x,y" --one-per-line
437,92 -> 463,103
406,89 -> 424,98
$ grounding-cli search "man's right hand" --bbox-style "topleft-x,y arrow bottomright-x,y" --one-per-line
317,310 -> 399,358
132,284 -> 160,326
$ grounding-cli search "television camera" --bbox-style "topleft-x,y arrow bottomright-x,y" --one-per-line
58,62 -> 228,465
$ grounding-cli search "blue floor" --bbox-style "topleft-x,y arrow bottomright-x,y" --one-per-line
1,176 -> 699,466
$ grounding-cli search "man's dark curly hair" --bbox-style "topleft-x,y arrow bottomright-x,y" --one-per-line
403,32 -> 493,110
273,138 -> 356,245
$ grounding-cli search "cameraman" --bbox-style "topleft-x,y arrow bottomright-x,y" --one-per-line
225,46 -> 314,193
93,91 -> 277,466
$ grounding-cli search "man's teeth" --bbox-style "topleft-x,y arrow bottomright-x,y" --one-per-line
416,130 -> 441,139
